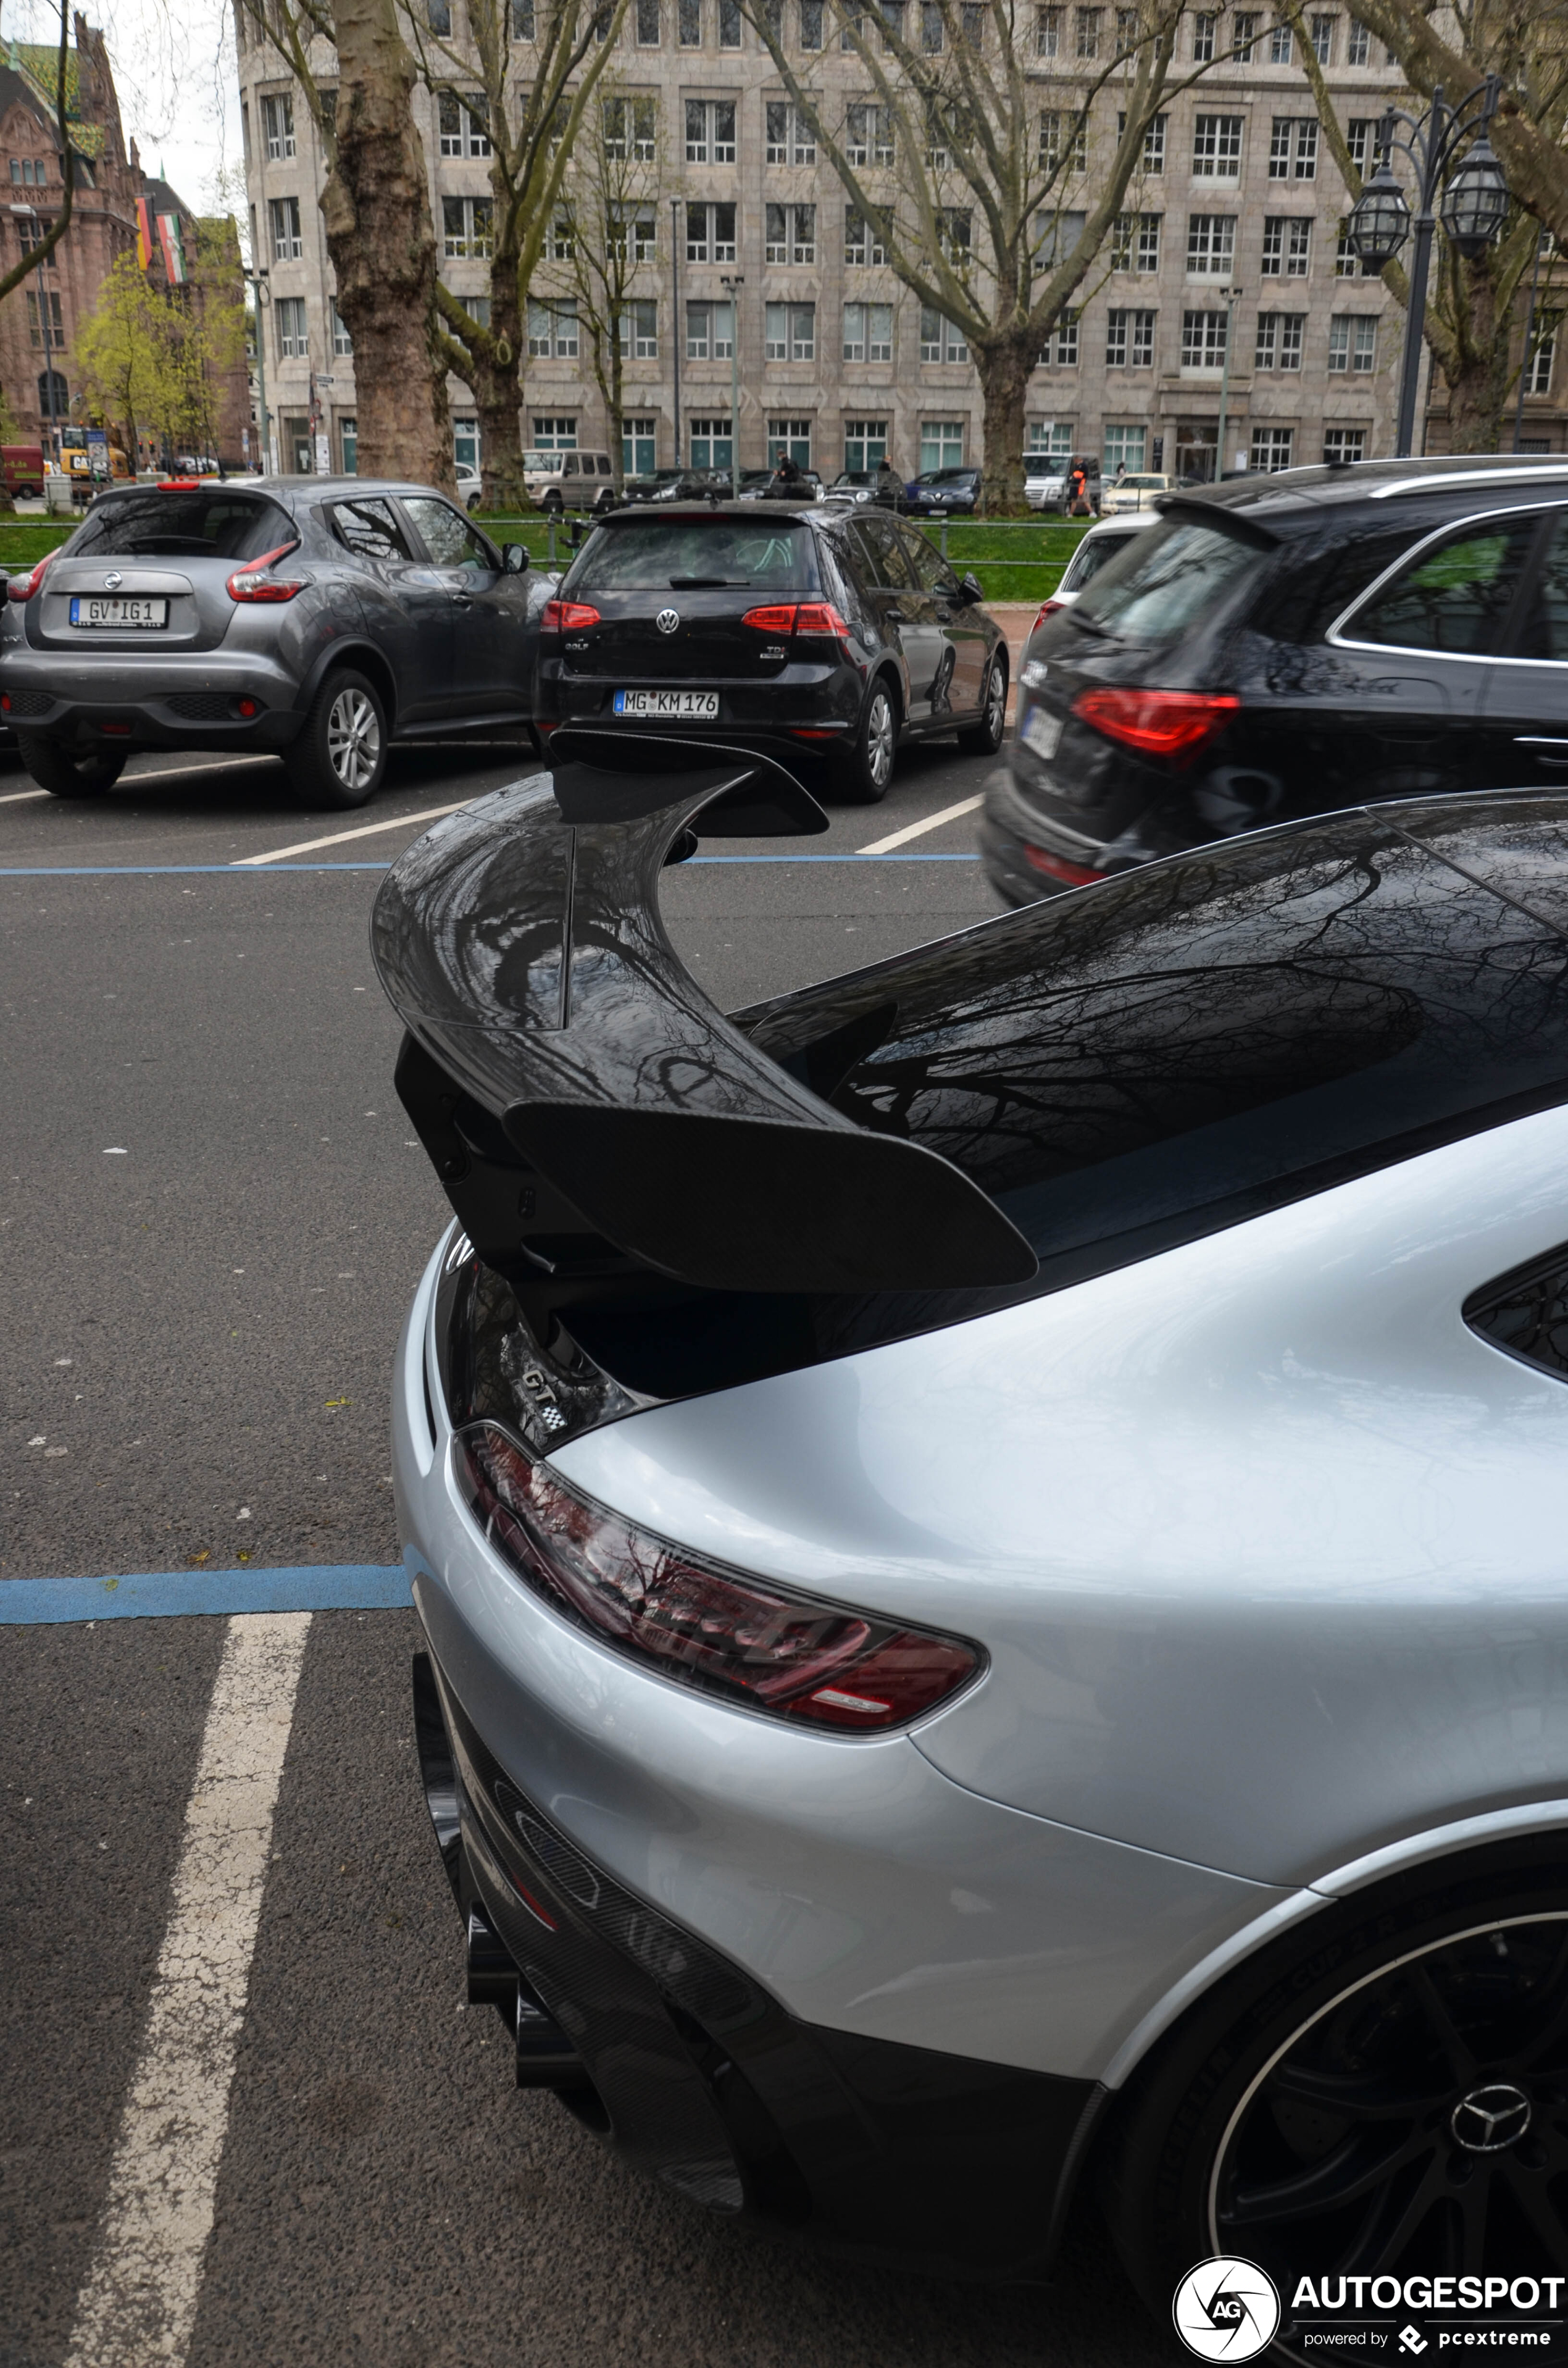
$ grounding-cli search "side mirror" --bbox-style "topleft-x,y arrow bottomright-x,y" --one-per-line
957,572 -> 985,606
503,542 -> 528,575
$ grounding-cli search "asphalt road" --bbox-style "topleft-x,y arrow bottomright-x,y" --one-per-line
1,735 -> 1174,2368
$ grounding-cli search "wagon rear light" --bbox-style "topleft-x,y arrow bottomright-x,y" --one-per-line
1032,598 -> 1065,632
1070,686 -> 1240,763
227,539 -> 304,602
740,601 -> 851,641
7,547 -> 55,601
541,599 -> 601,632
454,1420 -> 980,1731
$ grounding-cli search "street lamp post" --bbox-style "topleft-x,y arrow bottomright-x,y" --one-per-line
1346,77 -> 1511,459
719,270 -> 743,496
1215,285 -> 1243,483
670,196 -> 682,471
245,266 -> 272,475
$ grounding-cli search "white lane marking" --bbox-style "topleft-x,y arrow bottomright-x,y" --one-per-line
858,792 -> 983,855
62,1612 -> 311,2368
231,800 -> 472,867
122,757 -> 282,787
0,787 -> 47,803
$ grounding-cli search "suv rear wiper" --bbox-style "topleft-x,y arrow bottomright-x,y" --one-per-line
1067,608 -> 1119,640
668,575 -> 749,588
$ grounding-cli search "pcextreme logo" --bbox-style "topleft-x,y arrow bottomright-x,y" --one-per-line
1174,2258 -> 1284,2361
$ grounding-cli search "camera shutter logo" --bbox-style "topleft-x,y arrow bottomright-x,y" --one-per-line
656,606 -> 680,635
1173,2258 -> 1282,2361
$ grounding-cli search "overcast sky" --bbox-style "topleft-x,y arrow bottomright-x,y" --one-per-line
7,0 -> 244,228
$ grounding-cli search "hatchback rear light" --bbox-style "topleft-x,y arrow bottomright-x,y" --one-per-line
740,601 -> 851,641
1024,844 -> 1106,887
1031,598 -> 1065,632
454,1419 -> 981,1731
1070,686 -> 1240,764
541,599 -> 601,632
7,547 -> 55,602
227,539 -> 304,602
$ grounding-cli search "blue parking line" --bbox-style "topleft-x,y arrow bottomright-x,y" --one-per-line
0,1563 -> 411,1623
0,853 -> 981,877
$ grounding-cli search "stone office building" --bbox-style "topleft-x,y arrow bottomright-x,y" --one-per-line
235,2 -> 1564,484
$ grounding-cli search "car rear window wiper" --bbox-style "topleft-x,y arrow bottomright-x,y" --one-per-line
1067,608 -> 1119,640
667,575 -> 751,588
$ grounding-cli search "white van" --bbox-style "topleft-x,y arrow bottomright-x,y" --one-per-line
520,448 -> 617,511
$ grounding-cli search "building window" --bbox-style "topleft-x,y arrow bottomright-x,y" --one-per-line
17,213 -> 54,261
1328,313 -> 1376,372
427,0 -> 452,31
1254,310 -> 1304,368
331,299 -> 352,355
719,0 -> 741,43
1075,6 -> 1101,54
1040,308 -> 1079,366
1324,426 -> 1366,463
1036,4 -> 1061,51
454,416 -> 480,475
1261,216 -> 1311,275
1335,226 -> 1371,275
532,417 -> 577,448
767,416 -> 812,464
1193,114 -> 1243,177
843,299 -> 894,361
919,307 -> 969,362
1345,119 -> 1375,173
844,207 -> 886,266
603,96 -> 657,159
1527,322 -> 1559,396
1186,214 -> 1236,275
1039,110 -> 1088,172
636,0 -> 661,38
686,201 -> 737,262
549,212 -> 575,261
10,156 -> 49,184
1193,11 -> 1216,58
1104,422 -> 1147,472
25,289 -> 62,348
339,416 -> 357,474
678,0 -> 701,36
1346,15 -> 1369,61
510,0 -> 536,31
1035,209 -> 1086,265
623,414 -> 658,473
764,202 -> 815,263
527,299 -> 578,357
608,204 -> 657,263
1105,306 -> 1156,366
1181,308 -> 1228,369
270,195 -> 303,262
262,93 -> 295,159
443,196 -> 493,258
690,415 -> 732,466
622,298 -> 659,358
801,0 -> 824,40
920,418 -> 965,469
1310,12 -> 1333,60
1268,17 -> 1292,61
1232,12 -> 1258,59
1028,420 -> 1075,458
686,297 -> 734,358
1251,424 -> 1295,470
941,207 -> 972,266
275,295 -> 307,358
685,98 -> 735,162
846,101 -> 895,165
766,101 -> 816,163
764,299 -> 815,359
1269,117 -> 1317,178
844,416 -> 888,467
922,0 -> 944,43
438,92 -> 491,156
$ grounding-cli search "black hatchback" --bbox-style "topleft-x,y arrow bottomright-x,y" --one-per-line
984,454 -> 1568,903
535,500 -> 1008,800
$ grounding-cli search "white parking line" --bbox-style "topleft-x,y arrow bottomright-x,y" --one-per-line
0,787 -> 46,803
858,792 -> 983,855
231,800 -> 471,867
62,1612 -> 311,2368
123,757 -> 283,787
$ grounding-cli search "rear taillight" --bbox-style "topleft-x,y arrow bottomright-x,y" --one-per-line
1070,686 -> 1240,763
541,599 -> 601,632
7,547 -> 55,601
227,539 -> 305,602
740,601 -> 851,640
454,1420 -> 980,1731
1032,598 -> 1065,632
157,477 -> 202,489
1024,844 -> 1106,887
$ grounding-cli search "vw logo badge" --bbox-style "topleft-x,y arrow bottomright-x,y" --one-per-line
656,607 -> 680,635
102,571 -> 123,590
1449,2082 -> 1532,2153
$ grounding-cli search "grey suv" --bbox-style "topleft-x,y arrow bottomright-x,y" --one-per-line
0,476 -> 552,806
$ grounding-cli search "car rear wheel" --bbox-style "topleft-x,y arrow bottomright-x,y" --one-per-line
15,736 -> 126,798
1100,1847 -> 1568,2348
957,656 -> 1007,756
287,669 -> 387,810
832,679 -> 899,804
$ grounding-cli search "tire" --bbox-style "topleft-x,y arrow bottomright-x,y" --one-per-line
285,668 -> 388,810
957,655 -> 1007,756
831,677 -> 899,803
16,735 -> 125,798
1100,1842 -> 1568,2344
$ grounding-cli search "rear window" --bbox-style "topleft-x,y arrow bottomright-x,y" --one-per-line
567,519 -> 819,594
70,491 -> 294,561
1062,531 -> 1143,590
1072,514 -> 1262,641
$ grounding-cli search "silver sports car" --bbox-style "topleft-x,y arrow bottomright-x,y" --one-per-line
379,734 -> 1568,2334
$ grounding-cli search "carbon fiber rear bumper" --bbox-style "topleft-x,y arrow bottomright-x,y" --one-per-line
413,1645 -> 1101,2281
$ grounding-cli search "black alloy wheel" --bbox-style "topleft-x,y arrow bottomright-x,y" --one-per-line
957,655 -> 1007,757
15,735 -> 126,798
1103,1854 -> 1568,2354
833,677 -> 899,803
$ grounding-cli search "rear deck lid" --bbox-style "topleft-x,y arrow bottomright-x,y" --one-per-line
32,487 -> 297,653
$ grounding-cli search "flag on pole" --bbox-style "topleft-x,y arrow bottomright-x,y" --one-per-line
135,195 -> 153,270
156,213 -> 186,285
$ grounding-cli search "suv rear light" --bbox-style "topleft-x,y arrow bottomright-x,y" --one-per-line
1024,844 -> 1106,886
741,601 -> 851,641
454,1419 -> 981,1731
7,547 -> 55,602
1032,598 -> 1065,632
227,539 -> 305,602
1071,686 -> 1240,763
541,599 -> 601,632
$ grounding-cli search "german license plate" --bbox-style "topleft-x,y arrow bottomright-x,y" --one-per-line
613,688 -> 719,719
1022,706 -> 1062,761
69,596 -> 167,628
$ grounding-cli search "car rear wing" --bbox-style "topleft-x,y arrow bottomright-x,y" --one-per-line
372,729 -> 1035,1297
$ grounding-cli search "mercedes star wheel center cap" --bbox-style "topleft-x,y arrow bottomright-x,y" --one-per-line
656,608 -> 680,634
1449,2083 -> 1532,2153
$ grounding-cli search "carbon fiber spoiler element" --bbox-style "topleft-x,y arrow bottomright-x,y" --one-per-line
372,732 -> 1036,1294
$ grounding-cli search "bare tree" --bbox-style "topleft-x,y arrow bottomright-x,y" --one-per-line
555,77 -> 662,490
743,0 -> 1230,511
0,0 -> 77,304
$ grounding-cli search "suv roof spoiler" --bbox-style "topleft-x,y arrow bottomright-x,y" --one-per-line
372,730 -> 1036,1297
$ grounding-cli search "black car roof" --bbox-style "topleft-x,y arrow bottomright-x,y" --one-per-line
1171,453 -> 1568,532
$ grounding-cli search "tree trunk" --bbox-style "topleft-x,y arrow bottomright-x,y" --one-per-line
607,309 -> 624,492
1431,257 -> 1512,455
320,0 -> 454,491
974,332 -> 1034,517
478,203 -> 525,511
